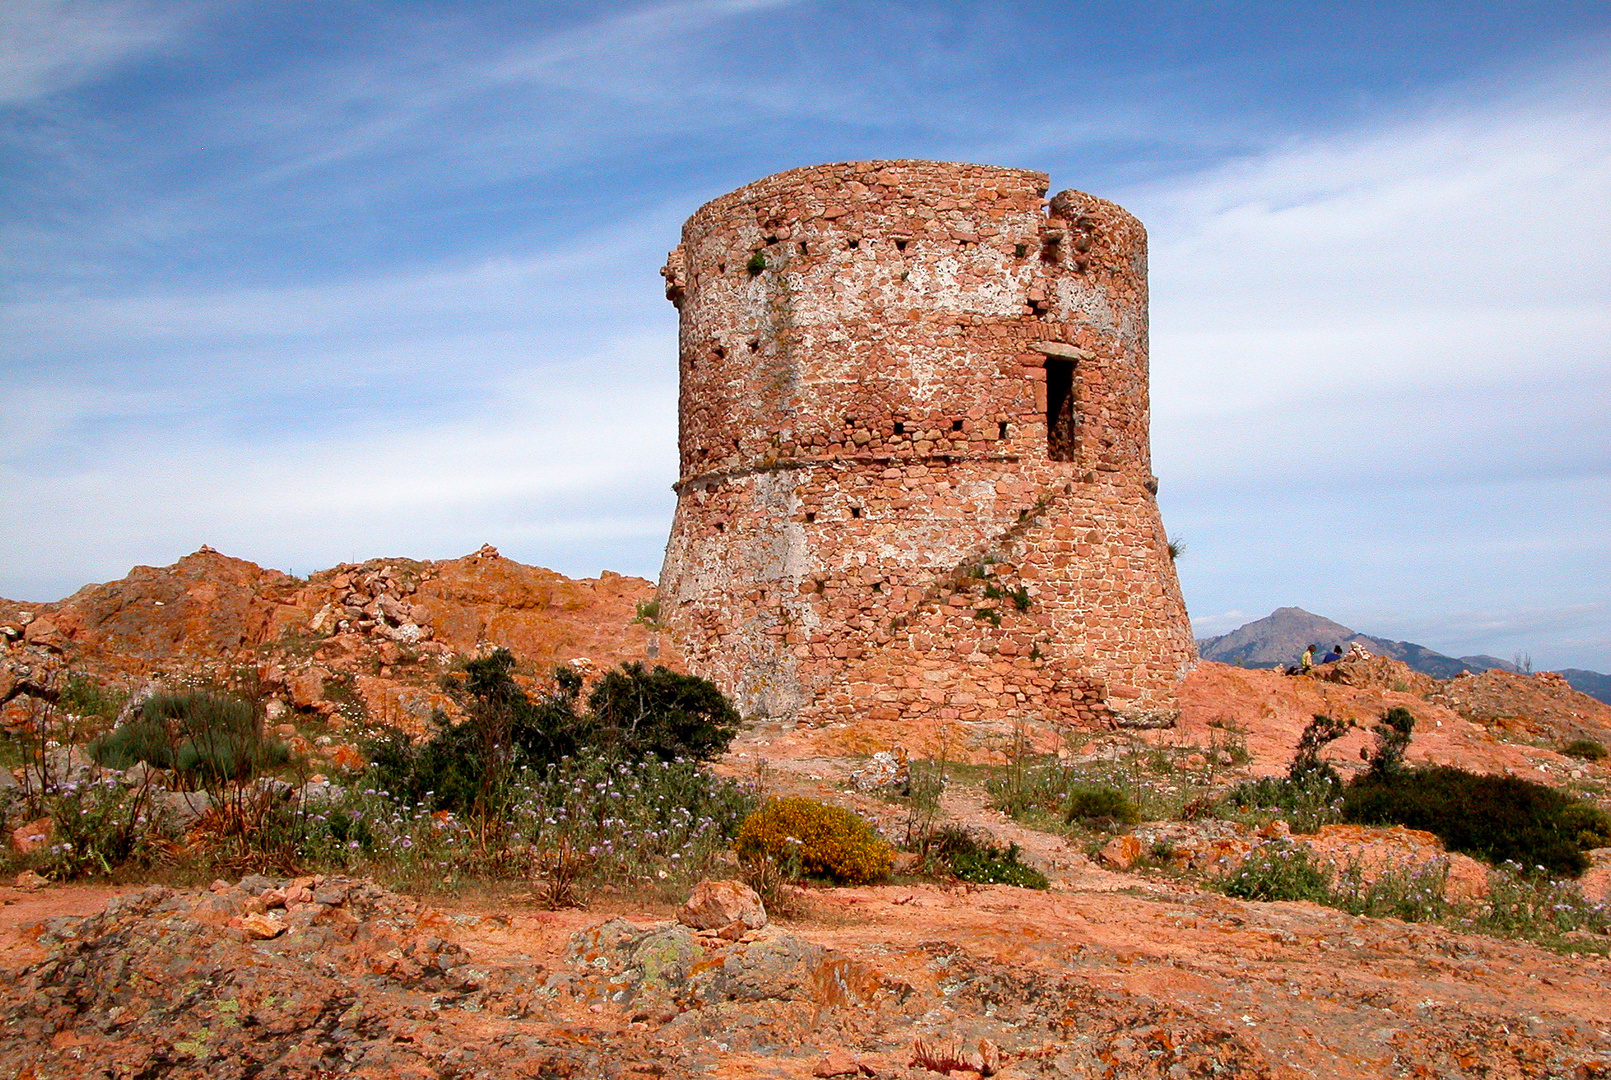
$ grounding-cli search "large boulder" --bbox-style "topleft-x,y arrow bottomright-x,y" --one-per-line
678,879 -> 767,933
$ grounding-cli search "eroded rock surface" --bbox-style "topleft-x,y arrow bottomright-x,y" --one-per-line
5,875 -> 1610,1079
0,546 -> 679,745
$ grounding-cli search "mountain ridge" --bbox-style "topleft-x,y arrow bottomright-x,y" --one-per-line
1196,606 -> 1610,704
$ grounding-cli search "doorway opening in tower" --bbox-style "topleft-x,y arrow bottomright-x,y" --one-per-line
1046,357 -> 1077,461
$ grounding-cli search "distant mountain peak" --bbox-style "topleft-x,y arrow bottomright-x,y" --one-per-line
1196,608 -> 1609,704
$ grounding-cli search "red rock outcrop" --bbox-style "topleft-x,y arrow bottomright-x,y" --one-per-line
0,545 -> 681,737
1432,668 -> 1611,745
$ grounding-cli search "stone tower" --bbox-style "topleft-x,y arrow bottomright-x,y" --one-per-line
657,160 -> 1196,727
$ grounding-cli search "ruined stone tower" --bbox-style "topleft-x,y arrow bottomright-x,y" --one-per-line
657,160 -> 1196,727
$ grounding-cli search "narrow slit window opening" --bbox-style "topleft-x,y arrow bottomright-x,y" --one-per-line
1046,358 -> 1077,462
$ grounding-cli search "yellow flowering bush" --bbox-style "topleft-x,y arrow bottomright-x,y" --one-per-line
735,796 -> 893,885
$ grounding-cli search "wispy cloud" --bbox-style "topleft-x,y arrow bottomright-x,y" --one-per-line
1138,65 -> 1611,473
1,3 -> 1607,668
1143,67 -> 1610,423
0,0 -> 189,105
1125,51 -> 1611,666
0,327 -> 679,596
0,203 -> 684,599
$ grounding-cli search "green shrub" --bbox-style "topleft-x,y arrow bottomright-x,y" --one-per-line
1227,714 -> 1348,827
1562,739 -> 1608,762
1289,713 -> 1350,786
1218,840 -> 1333,903
735,797 -> 893,885
586,662 -> 739,762
921,825 -> 1048,889
369,649 -> 582,816
746,251 -> 767,276
90,691 -> 285,783
1343,765 -> 1611,877
91,715 -> 176,770
177,731 -> 290,783
1365,707 -> 1415,780
1229,713 -> 1375,833
1225,770 -> 1343,833
1064,784 -> 1139,828
371,652 -> 738,820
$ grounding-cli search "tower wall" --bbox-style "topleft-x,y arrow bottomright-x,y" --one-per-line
658,160 -> 1196,726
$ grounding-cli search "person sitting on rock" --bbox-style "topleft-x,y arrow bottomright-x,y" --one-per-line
1300,644 -> 1316,674
1324,644 -> 1344,665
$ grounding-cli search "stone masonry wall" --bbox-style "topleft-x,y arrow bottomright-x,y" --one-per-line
657,160 -> 1196,728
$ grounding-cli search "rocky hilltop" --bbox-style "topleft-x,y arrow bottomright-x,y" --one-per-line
1,545 -> 677,736
3,554 -> 1611,1078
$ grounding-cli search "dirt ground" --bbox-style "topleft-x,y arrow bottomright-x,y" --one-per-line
4,659 -> 1609,1078
4,861 -> 1608,1079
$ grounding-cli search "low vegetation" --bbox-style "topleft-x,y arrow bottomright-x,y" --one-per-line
368,650 -> 739,822
735,796 -> 893,885
985,729 -> 1221,827
916,824 -> 1048,889
1344,766 -> 1611,876
1211,705 -> 1611,950
5,653 -> 754,900
92,690 -> 290,783
7,653 -> 1608,955
1218,841 -> 1610,949
1563,739 -> 1608,762
1225,708 -> 1611,875
1063,783 -> 1139,828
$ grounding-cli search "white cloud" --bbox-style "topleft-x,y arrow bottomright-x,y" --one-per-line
0,0 -> 185,105
0,331 -> 679,598
0,210 -> 684,600
1141,80 -> 1611,434
1126,55 -> 1611,667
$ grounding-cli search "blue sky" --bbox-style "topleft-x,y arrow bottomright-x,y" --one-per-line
2,1 -> 1608,669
